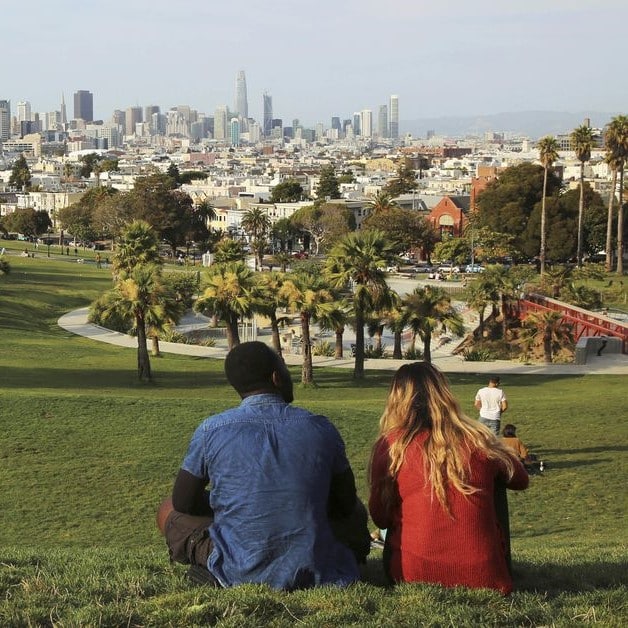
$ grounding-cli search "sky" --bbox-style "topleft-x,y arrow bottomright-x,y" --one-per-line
4,0 -> 627,127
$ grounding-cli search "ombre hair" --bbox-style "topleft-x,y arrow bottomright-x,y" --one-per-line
371,362 -> 516,514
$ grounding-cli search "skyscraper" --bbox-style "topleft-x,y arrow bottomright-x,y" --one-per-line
389,94 -> 399,139
360,109 -> 372,138
263,92 -> 272,137
17,101 -> 32,123
214,105 -> 228,140
235,71 -> 248,119
378,105 -> 388,138
60,93 -> 67,127
73,90 -> 93,122
230,118 -> 240,147
125,106 -> 143,137
0,100 -> 10,141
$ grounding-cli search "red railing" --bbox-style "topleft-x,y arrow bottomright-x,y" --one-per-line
516,294 -> 628,353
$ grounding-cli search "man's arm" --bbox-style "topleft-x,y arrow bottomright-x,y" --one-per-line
500,399 -> 508,413
474,398 -> 482,410
172,468 -> 213,516
327,467 -> 357,519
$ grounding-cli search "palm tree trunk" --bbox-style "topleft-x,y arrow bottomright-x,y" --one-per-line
393,330 -> 402,359
226,316 -> 240,350
540,167 -> 548,276
334,327 -> 344,359
301,312 -> 313,385
478,309 -> 485,338
151,335 -> 160,357
543,329 -> 552,364
136,315 -> 152,382
501,292 -> 507,339
269,313 -> 282,358
606,168 -> 617,272
423,329 -> 432,363
353,311 -> 365,379
617,165 -> 624,276
577,162 -> 585,267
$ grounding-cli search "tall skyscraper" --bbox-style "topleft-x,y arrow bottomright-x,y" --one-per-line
60,93 -> 67,127
352,112 -> 361,136
263,92 -> 272,137
389,94 -> 399,139
214,105 -> 228,140
73,90 -> 93,122
230,117 -> 240,147
235,71 -> 248,119
0,100 -> 11,141
360,109 -> 372,138
377,105 -> 388,138
17,101 -> 32,123
125,106 -> 143,137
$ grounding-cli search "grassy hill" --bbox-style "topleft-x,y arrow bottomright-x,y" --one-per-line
0,254 -> 626,626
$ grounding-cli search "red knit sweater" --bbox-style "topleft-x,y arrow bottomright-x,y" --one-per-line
369,431 -> 529,594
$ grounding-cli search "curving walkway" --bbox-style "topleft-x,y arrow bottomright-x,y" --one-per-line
58,308 -> 628,375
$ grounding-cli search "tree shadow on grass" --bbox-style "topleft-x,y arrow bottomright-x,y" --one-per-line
361,554 -> 628,594
540,445 -> 628,455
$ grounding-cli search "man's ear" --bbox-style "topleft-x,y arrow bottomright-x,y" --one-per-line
271,370 -> 282,388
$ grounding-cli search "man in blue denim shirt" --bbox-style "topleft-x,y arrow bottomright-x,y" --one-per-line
157,341 -> 369,590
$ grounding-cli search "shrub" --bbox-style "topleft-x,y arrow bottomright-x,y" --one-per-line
365,344 -> 387,359
88,292 -> 132,334
463,348 -> 496,361
312,340 -> 335,356
403,347 -> 423,360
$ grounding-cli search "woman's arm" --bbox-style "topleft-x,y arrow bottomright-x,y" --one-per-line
368,438 -> 394,529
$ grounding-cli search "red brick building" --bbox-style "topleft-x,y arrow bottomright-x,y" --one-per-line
427,195 -> 470,239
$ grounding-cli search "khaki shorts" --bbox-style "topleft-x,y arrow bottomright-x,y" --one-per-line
164,511 -> 214,567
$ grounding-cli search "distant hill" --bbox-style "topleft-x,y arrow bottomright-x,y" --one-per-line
401,111 -> 621,140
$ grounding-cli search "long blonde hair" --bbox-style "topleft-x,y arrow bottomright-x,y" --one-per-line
371,362 -> 516,514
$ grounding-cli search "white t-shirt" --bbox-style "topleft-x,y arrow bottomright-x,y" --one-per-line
475,386 -> 506,421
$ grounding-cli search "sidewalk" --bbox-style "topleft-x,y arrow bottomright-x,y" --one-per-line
58,308 -> 628,375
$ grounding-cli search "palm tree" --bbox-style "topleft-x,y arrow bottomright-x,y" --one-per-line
113,220 -> 161,277
213,238 -> 246,264
324,230 -> 394,379
570,125 -> 595,267
194,262 -> 256,350
537,136 -> 560,276
604,115 -> 628,274
241,208 -> 271,270
252,271 -> 291,357
604,153 -> 620,272
402,286 -> 464,363
316,299 -> 350,359
465,279 -> 493,339
279,269 -> 335,385
367,190 -> 398,214
520,310 -> 574,363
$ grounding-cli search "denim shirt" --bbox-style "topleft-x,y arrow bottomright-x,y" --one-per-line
181,394 -> 360,590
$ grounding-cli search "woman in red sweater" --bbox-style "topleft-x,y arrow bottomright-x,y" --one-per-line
369,362 -> 529,594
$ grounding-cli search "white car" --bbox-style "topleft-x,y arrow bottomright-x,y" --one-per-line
437,263 -> 460,274
465,264 -> 485,273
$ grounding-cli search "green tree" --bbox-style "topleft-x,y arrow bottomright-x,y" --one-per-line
112,220 -> 161,276
8,155 -> 32,190
366,191 -> 398,213
291,203 -> 355,254
279,267 -> 336,385
571,124 -> 595,267
537,136 -> 560,275
433,238 -> 470,265
3,209 -> 51,238
402,286 -> 464,363
520,310 -> 574,363
382,160 -> 418,197
270,178 -> 304,203
315,299 -> 350,359
241,208 -> 271,270
315,165 -> 340,200
9,155 -> 32,190
324,230 -> 394,379
253,271 -> 291,357
271,217 -> 298,252
213,238 -> 246,264
604,115 -> 628,274
465,279 -> 494,339
194,262 -> 256,350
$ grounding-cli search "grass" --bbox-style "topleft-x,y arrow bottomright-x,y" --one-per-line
0,253 -> 627,626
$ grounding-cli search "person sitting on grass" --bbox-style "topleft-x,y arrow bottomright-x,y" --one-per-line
502,424 -> 544,474
157,341 -> 370,590
369,362 -> 529,594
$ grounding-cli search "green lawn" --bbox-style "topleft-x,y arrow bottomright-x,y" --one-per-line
0,254 -> 626,626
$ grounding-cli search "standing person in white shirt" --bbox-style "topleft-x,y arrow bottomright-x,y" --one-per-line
474,376 -> 508,435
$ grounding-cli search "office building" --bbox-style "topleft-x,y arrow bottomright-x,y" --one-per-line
263,92 -> 272,137
17,101 -> 32,123
378,105 -> 388,138
60,93 -> 67,127
389,94 -> 399,139
125,107 -> 143,137
352,112 -> 361,136
144,105 -> 160,131
235,70 -> 248,119
230,118 -> 240,147
360,109 -> 372,138
0,100 -> 11,141
214,105 -> 228,140
73,90 -> 93,122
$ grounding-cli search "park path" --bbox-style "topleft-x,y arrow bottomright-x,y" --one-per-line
58,308 -> 628,375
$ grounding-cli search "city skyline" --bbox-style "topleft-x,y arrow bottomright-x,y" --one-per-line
3,1 -> 627,126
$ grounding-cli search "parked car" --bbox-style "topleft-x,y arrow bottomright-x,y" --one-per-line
385,265 -> 399,273
437,263 -> 460,274
464,264 -> 485,273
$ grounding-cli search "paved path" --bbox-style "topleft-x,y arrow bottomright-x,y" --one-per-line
58,308 -> 628,375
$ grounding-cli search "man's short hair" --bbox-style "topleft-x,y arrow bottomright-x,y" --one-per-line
225,341 -> 281,395
488,375 -> 501,385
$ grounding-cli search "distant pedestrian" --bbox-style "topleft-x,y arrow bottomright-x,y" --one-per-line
95,253 -> 102,269
474,375 -> 508,435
